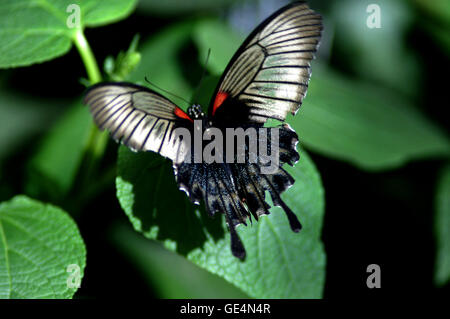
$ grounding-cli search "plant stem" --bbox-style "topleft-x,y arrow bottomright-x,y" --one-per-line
73,29 -> 101,84
72,29 -> 109,189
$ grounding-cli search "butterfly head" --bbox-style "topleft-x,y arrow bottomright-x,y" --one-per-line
187,104 -> 204,119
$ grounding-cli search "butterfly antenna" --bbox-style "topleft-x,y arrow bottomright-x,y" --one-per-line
144,76 -> 191,106
192,48 -> 211,104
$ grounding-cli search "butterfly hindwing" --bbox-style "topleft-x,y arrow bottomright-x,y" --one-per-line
84,83 -> 192,163
209,1 -> 322,125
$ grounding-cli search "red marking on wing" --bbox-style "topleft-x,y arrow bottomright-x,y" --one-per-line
212,91 -> 229,116
174,107 -> 193,122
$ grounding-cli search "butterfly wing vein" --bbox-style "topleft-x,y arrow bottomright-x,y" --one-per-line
214,3 -> 322,124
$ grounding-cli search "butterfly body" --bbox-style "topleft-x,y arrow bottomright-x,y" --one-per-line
84,2 -> 322,259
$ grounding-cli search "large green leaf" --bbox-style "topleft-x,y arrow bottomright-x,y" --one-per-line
0,0 -> 137,68
0,195 -> 86,298
193,18 -> 450,171
116,146 -> 326,298
294,66 -> 450,170
434,164 -> 450,286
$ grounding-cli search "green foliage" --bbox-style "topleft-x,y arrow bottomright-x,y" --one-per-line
104,35 -> 142,82
128,20 -> 196,103
193,19 -> 242,76
435,165 -> 450,286
0,196 -> 86,298
138,0 -> 241,15
331,0 -> 419,96
414,0 -> 450,56
116,146 -> 325,298
112,224 -> 249,298
414,0 -> 450,25
0,92 -> 64,162
295,66 -> 450,170
26,104 -> 92,201
0,0 -> 137,68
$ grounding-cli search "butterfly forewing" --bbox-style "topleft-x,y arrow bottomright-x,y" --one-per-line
84,83 -> 190,162
210,2 -> 322,124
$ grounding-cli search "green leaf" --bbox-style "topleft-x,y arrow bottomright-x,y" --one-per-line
434,164 -> 450,286
104,35 -> 141,82
331,0 -> 419,96
81,0 -> 137,27
116,147 -> 326,298
295,66 -> 450,170
193,19 -> 242,76
413,0 -> 450,26
0,195 -> 86,298
193,19 -> 450,171
137,0 -> 241,16
25,103 -> 92,201
112,224 -> 249,298
0,0 -> 137,68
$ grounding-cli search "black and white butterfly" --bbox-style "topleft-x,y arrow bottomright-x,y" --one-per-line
84,2 -> 322,259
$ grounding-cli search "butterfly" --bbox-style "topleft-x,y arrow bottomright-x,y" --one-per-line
84,1 -> 322,259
